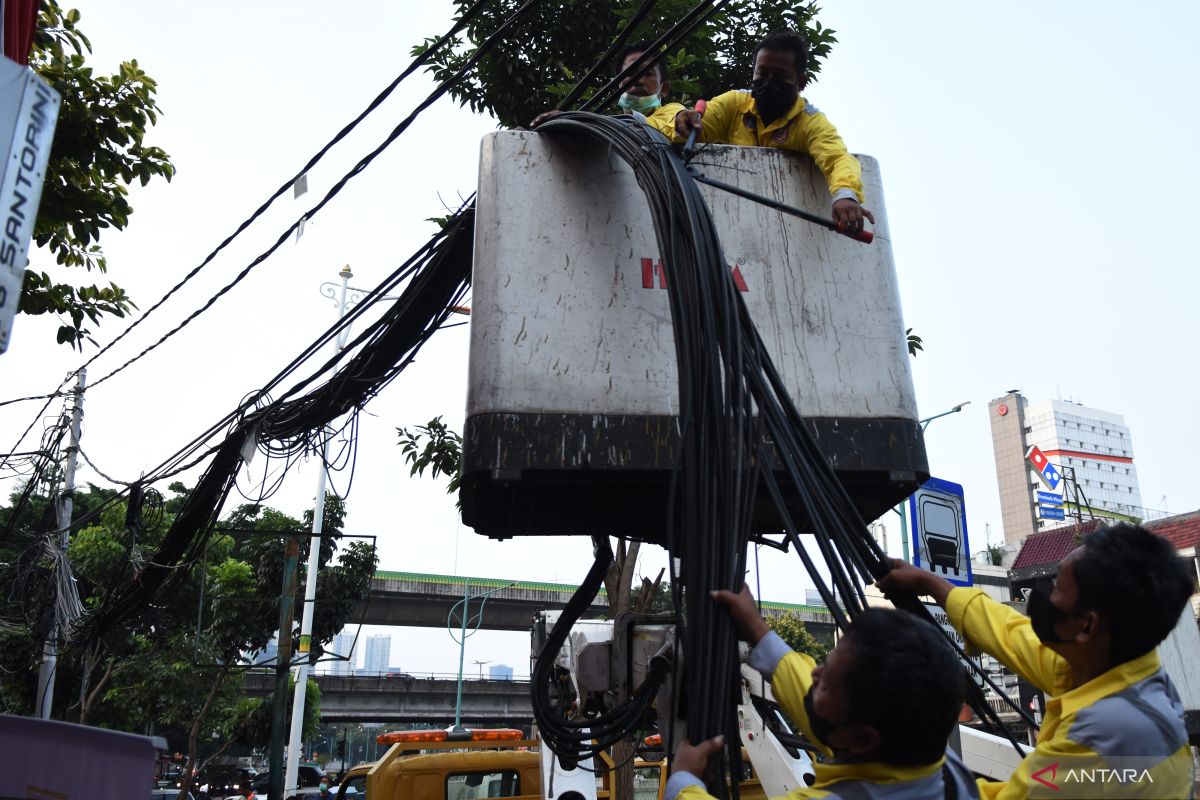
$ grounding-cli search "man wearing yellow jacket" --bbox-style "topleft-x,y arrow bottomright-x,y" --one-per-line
668,587 -> 978,800
879,522 -> 1195,799
531,42 -> 683,138
673,30 -> 872,239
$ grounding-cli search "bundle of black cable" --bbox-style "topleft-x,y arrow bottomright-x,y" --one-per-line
529,111 -> 1036,784
533,112 -> 762,797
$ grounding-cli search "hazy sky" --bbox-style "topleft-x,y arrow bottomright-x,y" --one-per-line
2,1 -> 1197,676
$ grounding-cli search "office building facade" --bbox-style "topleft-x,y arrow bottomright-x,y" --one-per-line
989,391 -> 1142,544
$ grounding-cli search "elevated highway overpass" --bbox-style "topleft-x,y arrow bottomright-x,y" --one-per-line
357,570 -> 836,641
244,672 -> 533,725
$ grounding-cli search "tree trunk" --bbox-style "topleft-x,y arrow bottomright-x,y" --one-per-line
177,668 -> 227,800
602,538 -> 640,800
79,656 -> 115,725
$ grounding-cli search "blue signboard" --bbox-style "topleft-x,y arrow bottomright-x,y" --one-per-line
909,477 -> 973,587
1036,491 -> 1064,505
1038,506 -> 1066,521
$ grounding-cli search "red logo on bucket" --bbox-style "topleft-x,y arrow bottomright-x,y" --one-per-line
1031,763 -> 1059,790
641,258 -> 748,292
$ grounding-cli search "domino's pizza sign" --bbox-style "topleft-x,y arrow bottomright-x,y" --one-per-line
1025,445 -> 1062,490
908,477 -> 972,587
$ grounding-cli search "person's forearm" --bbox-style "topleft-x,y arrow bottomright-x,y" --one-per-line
921,573 -> 955,607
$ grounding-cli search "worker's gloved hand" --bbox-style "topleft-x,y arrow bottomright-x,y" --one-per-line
529,109 -> 563,128
673,734 -> 724,778
875,558 -> 953,605
674,109 -> 702,137
710,584 -> 770,646
832,198 -> 875,238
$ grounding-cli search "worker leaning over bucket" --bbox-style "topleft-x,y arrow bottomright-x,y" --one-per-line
673,30 -> 872,239
878,522 -> 1196,799
668,586 -> 979,800
530,42 -> 684,137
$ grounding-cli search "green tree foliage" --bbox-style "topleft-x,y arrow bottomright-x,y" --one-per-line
0,481 -> 373,792
397,416 -> 462,494
230,672 -> 322,750
21,1 -> 174,347
906,328 -> 923,357
416,0 -> 837,129
765,610 -> 829,661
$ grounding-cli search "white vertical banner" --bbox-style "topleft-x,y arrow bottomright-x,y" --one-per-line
0,55 -> 61,353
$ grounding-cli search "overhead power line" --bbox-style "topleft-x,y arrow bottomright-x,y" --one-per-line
0,0 -> 496,455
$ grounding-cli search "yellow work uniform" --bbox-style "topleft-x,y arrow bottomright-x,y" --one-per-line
947,588 -> 1194,799
668,631 -> 977,800
638,101 -> 686,139
675,90 -> 864,204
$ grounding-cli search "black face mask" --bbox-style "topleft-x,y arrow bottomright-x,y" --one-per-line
751,76 -> 797,120
1027,580 -> 1078,644
803,686 -> 841,749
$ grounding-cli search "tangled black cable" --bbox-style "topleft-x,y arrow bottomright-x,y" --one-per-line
0,0 -> 493,420
74,206 -> 476,647
531,536 -> 671,769
0,0 -> 510,470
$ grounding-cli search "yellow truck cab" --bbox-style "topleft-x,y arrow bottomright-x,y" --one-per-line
334,728 -> 770,800
335,728 -> 546,800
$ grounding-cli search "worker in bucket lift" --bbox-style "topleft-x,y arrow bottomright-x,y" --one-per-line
878,523 -> 1195,799
531,42 -> 684,137
668,586 -> 979,800
673,30 -> 873,239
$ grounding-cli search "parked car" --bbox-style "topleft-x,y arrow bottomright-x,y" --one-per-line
196,764 -> 257,797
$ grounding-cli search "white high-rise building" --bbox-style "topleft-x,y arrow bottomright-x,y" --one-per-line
1022,398 -> 1141,521
362,634 -> 391,675
990,392 -> 1143,543
328,631 -> 357,676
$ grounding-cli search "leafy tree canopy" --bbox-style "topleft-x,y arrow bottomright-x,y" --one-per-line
765,609 -> 829,662
416,0 -> 837,129
22,1 -> 174,347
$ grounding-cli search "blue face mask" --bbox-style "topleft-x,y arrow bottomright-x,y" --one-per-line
618,91 -> 662,113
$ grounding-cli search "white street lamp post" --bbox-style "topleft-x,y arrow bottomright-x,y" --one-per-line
285,265 -> 353,794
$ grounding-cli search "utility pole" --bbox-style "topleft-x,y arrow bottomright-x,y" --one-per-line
285,265 -> 353,794
269,534 -> 300,800
35,368 -> 85,719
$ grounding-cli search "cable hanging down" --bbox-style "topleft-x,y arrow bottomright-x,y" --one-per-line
528,112 -> 1031,795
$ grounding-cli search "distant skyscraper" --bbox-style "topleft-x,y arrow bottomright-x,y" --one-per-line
329,631 -> 357,676
362,634 -> 391,675
990,391 -> 1142,545
489,663 -> 514,681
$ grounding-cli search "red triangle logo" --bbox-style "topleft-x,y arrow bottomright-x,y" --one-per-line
1031,762 -> 1059,790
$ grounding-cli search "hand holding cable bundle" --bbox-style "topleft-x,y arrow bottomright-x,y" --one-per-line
682,99 -> 707,157
710,584 -> 769,645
